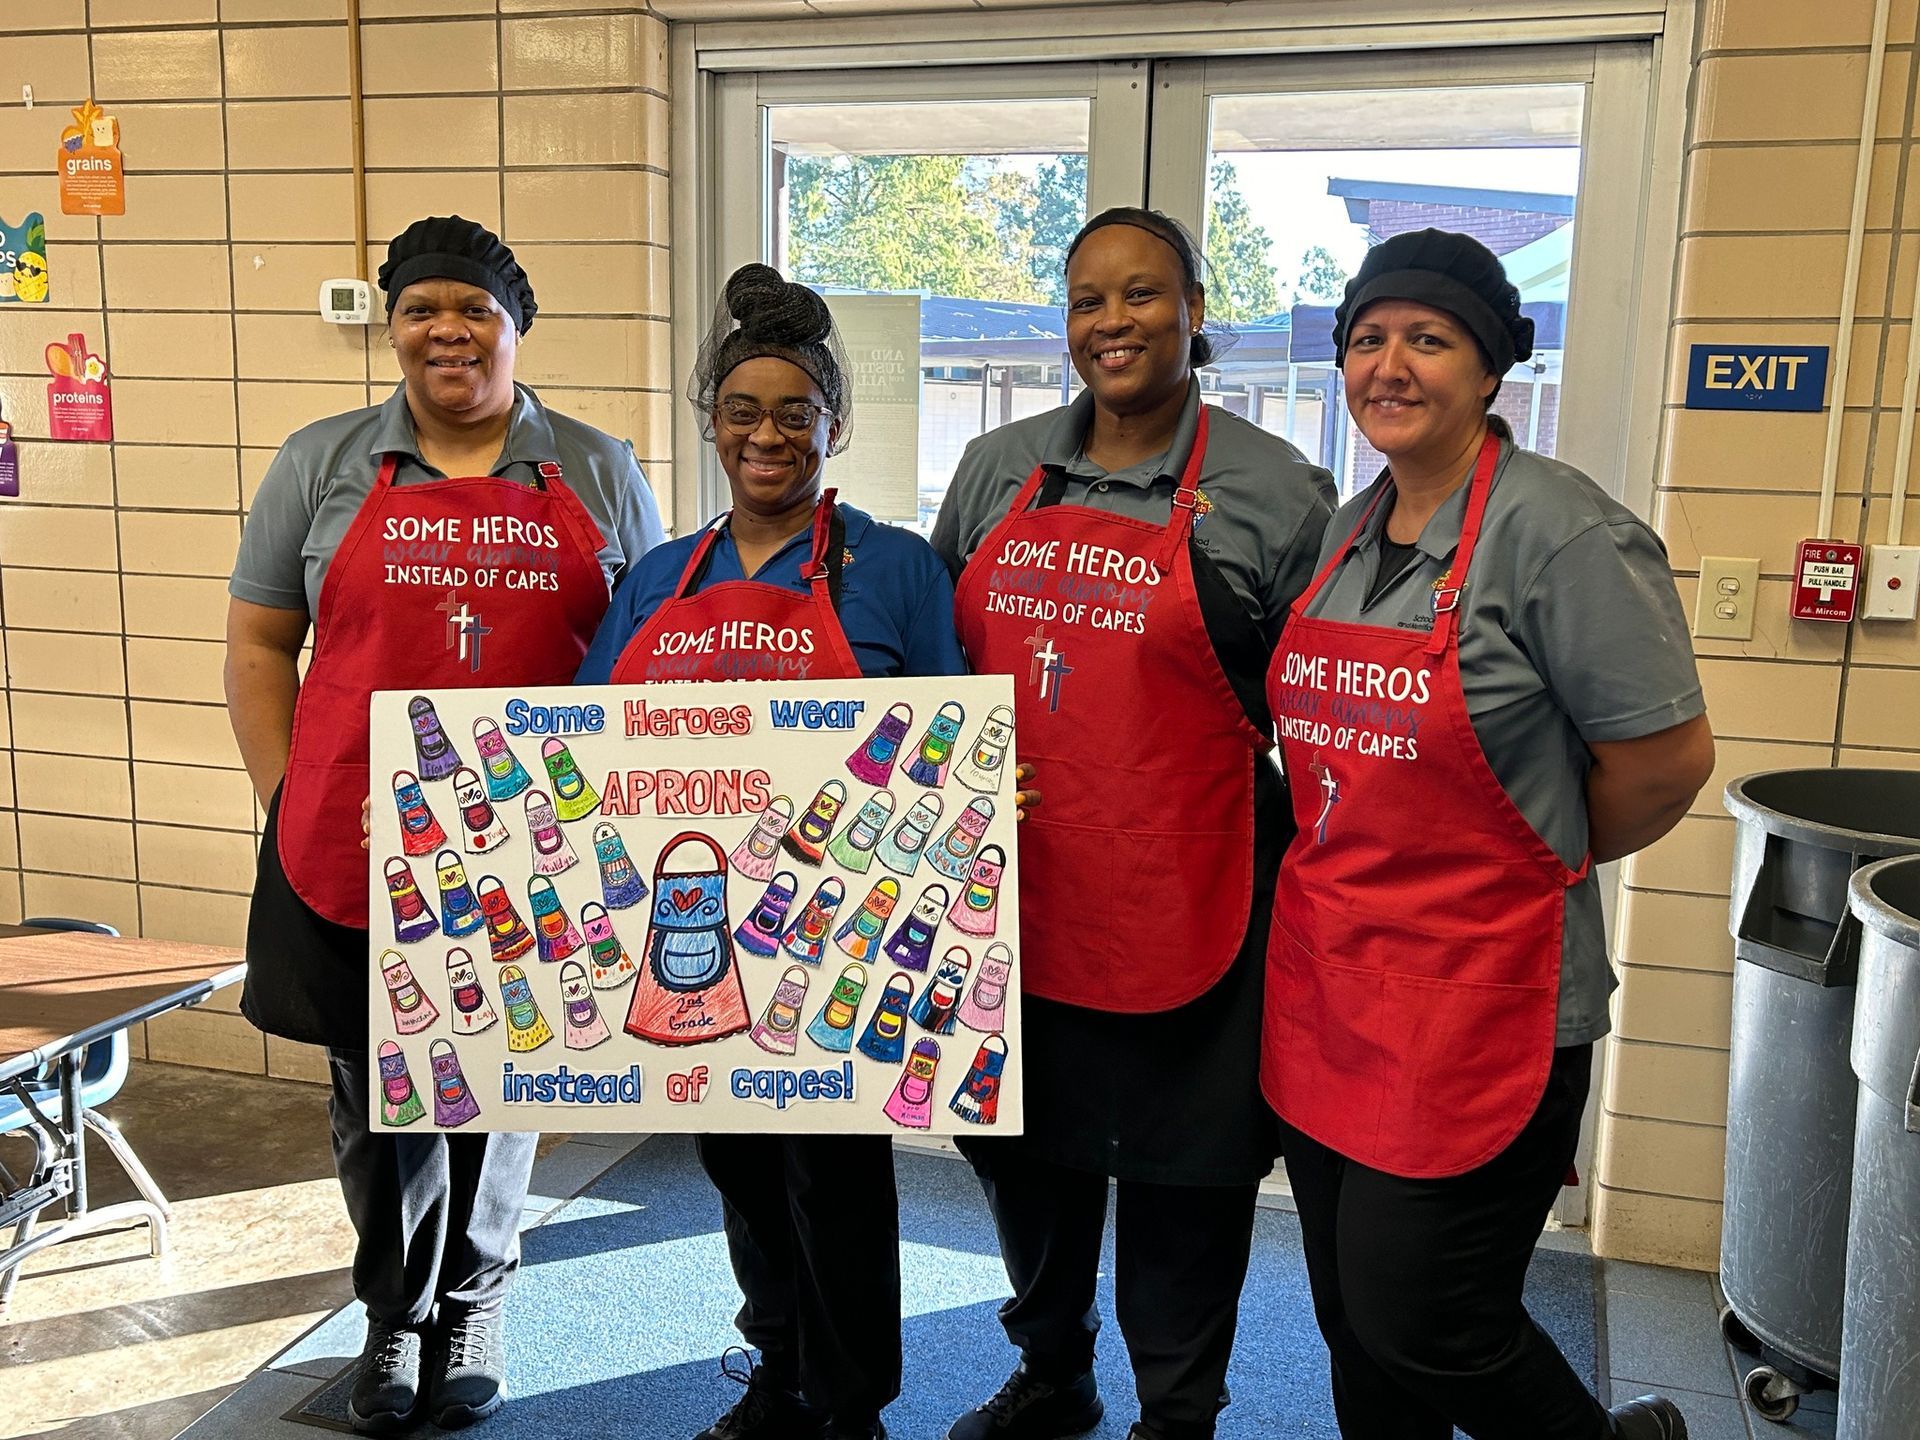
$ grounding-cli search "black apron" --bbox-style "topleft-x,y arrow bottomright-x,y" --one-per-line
242,781 -> 370,1050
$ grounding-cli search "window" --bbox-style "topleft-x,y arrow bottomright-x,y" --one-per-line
767,98 -> 1092,531
1202,84 -> 1585,495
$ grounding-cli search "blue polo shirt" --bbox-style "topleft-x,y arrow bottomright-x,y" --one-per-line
577,501 -> 966,683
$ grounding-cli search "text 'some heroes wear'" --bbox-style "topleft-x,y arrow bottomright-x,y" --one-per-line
278,453 -> 610,927
954,409 -> 1267,1014
1264,432 -> 1586,1181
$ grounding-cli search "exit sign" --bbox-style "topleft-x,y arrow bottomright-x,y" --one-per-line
1686,345 -> 1829,411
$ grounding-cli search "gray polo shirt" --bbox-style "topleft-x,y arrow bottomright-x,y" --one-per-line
231,383 -> 666,620
930,379 -> 1337,637
1305,439 -> 1705,1044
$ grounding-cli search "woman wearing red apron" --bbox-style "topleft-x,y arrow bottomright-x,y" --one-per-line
225,218 -> 664,1435
574,265 -> 966,1440
1263,230 -> 1715,1440
933,210 -> 1335,1440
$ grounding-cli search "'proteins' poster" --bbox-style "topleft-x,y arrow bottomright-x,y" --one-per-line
368,678 -> 1021,1136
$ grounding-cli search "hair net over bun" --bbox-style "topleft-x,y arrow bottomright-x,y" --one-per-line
727,263 -> 833,345
690,263 -> 852,454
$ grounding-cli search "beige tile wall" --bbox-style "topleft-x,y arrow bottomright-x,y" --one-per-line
1591,0 -> 1920,1269
0,2 -> 670,1084
4,2 -> 1915,1246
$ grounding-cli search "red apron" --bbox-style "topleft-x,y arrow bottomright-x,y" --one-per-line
279,454 -> 610,928
1261,433 -> 1586,1180
953,410 -> 1267,1012
605,495 -> 861,1046
608,491 -> 861,685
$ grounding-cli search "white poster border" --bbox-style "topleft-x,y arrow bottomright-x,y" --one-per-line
367,677 -> 1022,1138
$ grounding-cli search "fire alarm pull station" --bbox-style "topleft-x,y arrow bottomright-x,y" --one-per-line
1791,539 -> 1864,623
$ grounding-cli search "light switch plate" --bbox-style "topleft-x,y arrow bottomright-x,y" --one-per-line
1862,545 -> 1920,621
1694,556 -> 1760,640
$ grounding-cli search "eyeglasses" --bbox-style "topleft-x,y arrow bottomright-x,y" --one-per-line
715,399 -> 831,438
13,262 -> 44,279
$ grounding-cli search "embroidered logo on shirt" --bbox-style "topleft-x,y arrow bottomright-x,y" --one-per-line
1191,487 -> 1213,528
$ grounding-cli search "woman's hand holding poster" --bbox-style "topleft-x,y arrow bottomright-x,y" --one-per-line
367,678 -> 1021,1136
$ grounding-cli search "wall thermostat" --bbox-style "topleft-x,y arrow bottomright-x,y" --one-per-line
318,278 -> 372,325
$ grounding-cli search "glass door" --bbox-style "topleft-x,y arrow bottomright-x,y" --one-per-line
703,63 -> 1149,530
1150,45 -> 1654,508
704,46 -> 1651,527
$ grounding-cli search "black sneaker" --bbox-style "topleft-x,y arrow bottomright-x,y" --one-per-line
347,1320 -> 423,1436
430,1305 -> 508,1429
1610,1395 -> 1689,1439
947,1362 -> 1103,1440
696,1348 -> 828,1440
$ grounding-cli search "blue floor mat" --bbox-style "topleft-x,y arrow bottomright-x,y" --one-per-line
292,1135 -> 1595,1439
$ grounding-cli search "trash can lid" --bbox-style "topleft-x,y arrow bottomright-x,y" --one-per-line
1724,768 -> 1920,854
1851,854 -> 1920,952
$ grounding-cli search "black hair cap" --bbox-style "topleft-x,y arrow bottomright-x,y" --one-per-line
1331,228 -> 1532,377
378,215 -> 538,335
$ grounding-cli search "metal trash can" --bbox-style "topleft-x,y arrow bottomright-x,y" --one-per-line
1721,770 -> 1920,1419
1838,856 -> 1920,1440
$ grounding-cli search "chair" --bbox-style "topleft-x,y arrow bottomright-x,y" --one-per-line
0,918 -> 172,1311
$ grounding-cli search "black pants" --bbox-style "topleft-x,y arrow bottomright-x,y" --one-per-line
1278,1045 -> 1607,1440
328,1049 -> 538,1329
963,1139 -> 1261,1440
697,1133 -> 902,1425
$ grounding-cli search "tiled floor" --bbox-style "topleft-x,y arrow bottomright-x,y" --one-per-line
1599,1261 -> 1837,1439
3,1066 -> 1851,1440
3,1064 -> 574,1440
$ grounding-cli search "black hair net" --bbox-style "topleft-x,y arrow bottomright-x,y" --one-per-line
689,264 -> 852,456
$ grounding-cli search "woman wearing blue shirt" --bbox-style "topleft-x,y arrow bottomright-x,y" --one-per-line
577,265 -> 964,1440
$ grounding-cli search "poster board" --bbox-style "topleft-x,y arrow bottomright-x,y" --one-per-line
44,333 -> 111,442
825,293 -> 923,525
58,101 -> 125,217
0,213 -> 49,304
368,678 -> 1021,1136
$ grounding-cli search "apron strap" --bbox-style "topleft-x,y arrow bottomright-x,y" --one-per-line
1155,405 -> 1213,574
796,488 -> 846,608
1004,463 -> 1052,518
669,524 -> 725,600
372,453 -> 563,492
1288,430 -> 1505,651
1006,405 -> 1212,574
1422,430 -> 1504,658
672,492 -> 846,606
653,830 -> 728,880
1291,482 -> 1391,618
